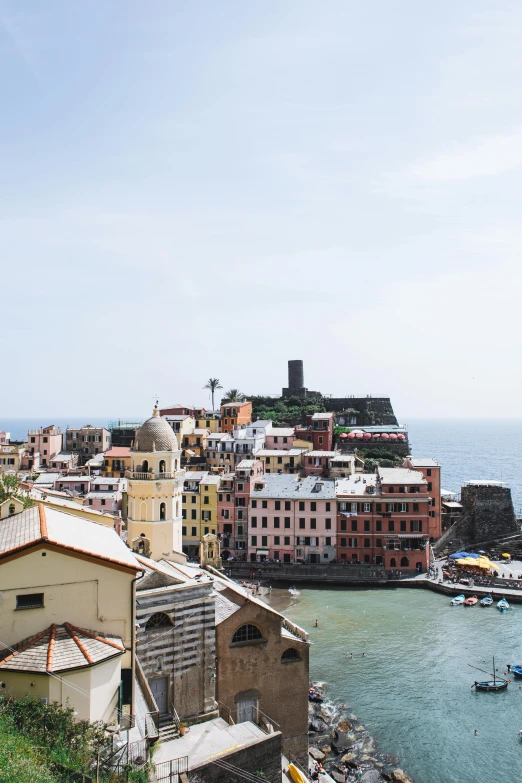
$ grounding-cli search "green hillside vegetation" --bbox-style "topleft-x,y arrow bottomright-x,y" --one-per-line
249,394 -> 327,426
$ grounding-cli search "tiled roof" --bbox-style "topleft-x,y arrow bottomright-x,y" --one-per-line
214,591 -> 242,624
104,447 -> 131,457
0,623 -> 125,673
0,504 -> 141,570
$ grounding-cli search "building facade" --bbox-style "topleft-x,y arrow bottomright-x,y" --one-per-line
220,401 -> 253,434
181,472 -> 220,557
65,426 -> 111,465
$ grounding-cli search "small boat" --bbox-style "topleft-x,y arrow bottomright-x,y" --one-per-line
510,665 -> 522,679
497,598 -> 509,612
480,595 -> 493,606
470,656 -> 509,692
464,595 -> 478,606
450,594 -> 465,606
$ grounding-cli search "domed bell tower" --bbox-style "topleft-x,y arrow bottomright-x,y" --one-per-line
126,405 -> 186,562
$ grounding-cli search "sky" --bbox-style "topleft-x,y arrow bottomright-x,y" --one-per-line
2,1 -> 522,420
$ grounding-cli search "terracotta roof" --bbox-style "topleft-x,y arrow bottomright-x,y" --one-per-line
104,447 -> 131,458
0,504 -> 141,571
0,623 -> 125,673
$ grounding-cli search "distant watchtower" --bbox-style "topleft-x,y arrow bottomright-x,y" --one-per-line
282,359 -> 307,398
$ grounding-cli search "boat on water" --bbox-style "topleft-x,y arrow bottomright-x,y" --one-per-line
497,598 -> 509,612
510,665 -> 522,679
450,594 -> 465,606
480,595 -> 493,606
470,656 -> 509,692
464,595 -> 478,606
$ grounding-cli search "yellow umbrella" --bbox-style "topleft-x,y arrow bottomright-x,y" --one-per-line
501,553 -> 511,558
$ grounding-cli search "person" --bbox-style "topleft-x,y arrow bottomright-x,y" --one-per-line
344,766 -> 350,782
311,768 -> 319,781
474,729 -> 478,735
349,652 -> 353,659
356,765 -> 363,781
314,619 -> 319,627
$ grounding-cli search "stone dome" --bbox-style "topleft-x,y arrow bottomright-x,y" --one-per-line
133,406 -> 178,452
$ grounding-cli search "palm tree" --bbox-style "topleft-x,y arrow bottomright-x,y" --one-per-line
203,378 -> 223,409
222,388 -> 245,403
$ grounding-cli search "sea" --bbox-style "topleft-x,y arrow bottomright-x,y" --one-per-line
2,416 -> 521,511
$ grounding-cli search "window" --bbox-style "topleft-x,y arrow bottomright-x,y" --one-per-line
363,503 -> 371,512
285,501 -> 291,510
299,518 -> 305,529
251,517 -> 257,527
376,503 -> 382,512
413,503 -> 419,512
351,503 -> 358,513
284,536 -> 290,545
299,501 -> 305,511
277,456 -> 283,464
388,487 -> 394,493
310,518 -> 317,529
204,496 -> 209,505
428,482 -> 432,491
427,469 -> 432,476
325,536 -> 331,546
191,496 -> 196,503
146,612 -> 172,629
237,525 -> 243,535
237,483 -> 244,491
16,593 -> 44,609
386,503 -> 394,512
203,511 -> 211,521
284,517 -> 291,528
251,535 -> 257,545
232,624 -> 263,644
325,518 -> 331,529
340,537 -> 347,547
101,499 -> 106,506
310,502 -> 316,511
262,517 -> 268,528
376,538 -> 382,547
274,536 -> 280,545
261,536 -> 267,546
400,520 -> 407,532
182,509 -> 186,519
340,519 -> 347,531
160,502 -> 166,520
281,648 -> 300,663
191,509 -> 197,520
411,520 -> 422,532
351,520 -> 357,532
364,520 -> 370,531
326,502 -> 331,511
388,520 -> 395,532
274,517 -> 280,528
191,526 -> 197,536
275,500 -> 281,510
399,503 -> 407,512
348,538 -> 357,547
401,556 -> 409,567
364,538 -> 370,547
262,500 -> 268,509
88,499 -> 93,506
376,520 -> 382,532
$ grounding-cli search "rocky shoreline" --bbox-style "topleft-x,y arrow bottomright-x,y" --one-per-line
308,682 -> 414,783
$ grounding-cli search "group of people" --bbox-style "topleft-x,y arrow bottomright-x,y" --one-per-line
310,762 -> 363,782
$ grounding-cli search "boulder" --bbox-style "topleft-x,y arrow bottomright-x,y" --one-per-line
331,773 -> 346,783
309,748 -> 326,762
341,752 -> 356,764
332,729 -> 353,751
338,720 -> 353,733
391,770 -> 413,783
320,745 -> 332,755
362,770 -> 385,783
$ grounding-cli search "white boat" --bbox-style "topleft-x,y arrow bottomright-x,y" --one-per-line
480,595 -> 493,606
450,594 -> 465,606
497,598 -> 509,612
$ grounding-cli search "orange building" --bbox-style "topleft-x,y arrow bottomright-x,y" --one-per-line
403,457 -> 442,541
220,401 -> 252,434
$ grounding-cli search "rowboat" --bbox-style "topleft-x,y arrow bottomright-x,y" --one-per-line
510,665 -> 522,679
450,594 -> 465,606
480,595 -> 493,606
497,598 -> 509,612
470,656 -> 509,692
464,595 -> 478,606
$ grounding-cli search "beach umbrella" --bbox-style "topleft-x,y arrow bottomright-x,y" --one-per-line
467,553 -> 479,559
449,553 -> 461,559
478,550 -> 486,554
501,553 -> 511,558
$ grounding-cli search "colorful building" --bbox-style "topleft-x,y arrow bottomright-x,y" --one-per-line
65,426 -> 111,465
0,443 -> 25,473
181,472 -> 220,557
303,450 -> 338,477
220,401 -> 253,434
336,467 -> 431,572
403,457 -> 442,541
248,474 -> 336,563
84,477 -> 125,515
24,425 -> 63,469
264,427 -> 296,450
103,446 -> 132,477
295,412 -> 334,451
194,410 -> 221,433
254,448 -> 310,475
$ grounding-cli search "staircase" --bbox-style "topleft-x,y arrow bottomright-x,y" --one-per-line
158,714 -> 179,742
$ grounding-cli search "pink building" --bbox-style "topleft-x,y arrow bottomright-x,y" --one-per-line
303,451 -> 338,477
217,473 -> 236,557
54,475 -> 92,496
25,425 -> 63,469
84,477 -> 125,515
248,474 -> 336,563
234,459 -> 264,559
0,431 -> 10,445
264,427 -> 295,450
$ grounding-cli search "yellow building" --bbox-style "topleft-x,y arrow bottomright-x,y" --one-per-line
181,472 -> 220,557
126,407 -> 186,562
102,446 -> 132,477
0,442 -> 25,473
194,411 -> 221,433
0,504 -> 142,723
181,428 -> 209,459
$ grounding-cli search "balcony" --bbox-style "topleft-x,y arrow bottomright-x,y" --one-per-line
126,471 -> 181,480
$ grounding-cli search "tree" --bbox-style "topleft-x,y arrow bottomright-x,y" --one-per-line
0,474 -> 34,509
222,389 -> 245,403
203,378 -> 223,409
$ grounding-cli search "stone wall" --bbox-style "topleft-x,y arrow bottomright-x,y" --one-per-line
329,397 -> 398,426
459,485 -> 519,544
187,733 -> 282,783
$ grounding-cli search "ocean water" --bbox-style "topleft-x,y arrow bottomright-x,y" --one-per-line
270,587 -> 522,783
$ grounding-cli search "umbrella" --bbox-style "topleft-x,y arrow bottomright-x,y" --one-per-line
501,553 -> 511,558
467,553 -> 480,559
478,550 -> 486,554
449,553 -> 461,559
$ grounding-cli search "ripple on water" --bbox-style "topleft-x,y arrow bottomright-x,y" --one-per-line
285,587 -> 522,783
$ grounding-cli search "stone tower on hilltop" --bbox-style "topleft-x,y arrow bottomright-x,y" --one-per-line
126,405 -> 186,562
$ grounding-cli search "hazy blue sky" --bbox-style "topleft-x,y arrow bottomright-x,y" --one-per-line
2,1 -> 522,419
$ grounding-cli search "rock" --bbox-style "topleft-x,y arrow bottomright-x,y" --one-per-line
332,728 -> 353,751
309,748 -> 326,762
320,745 -> 331,755
331,773 -> 345,783
362,771 -> 385,783
338,720 -> 353,733
310,717 -> 328,733
341,753 -> 356,764
391,770 -> 412,783
355,725 -> 365,731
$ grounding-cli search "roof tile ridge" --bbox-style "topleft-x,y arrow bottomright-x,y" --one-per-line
0,626 -> 51,668
46,624 -> 56,672
38,504 -> 48,539
63,622 -> 93,664
66,622 -> 124,652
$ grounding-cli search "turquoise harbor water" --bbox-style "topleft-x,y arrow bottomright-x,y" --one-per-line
270,587 -> 522,783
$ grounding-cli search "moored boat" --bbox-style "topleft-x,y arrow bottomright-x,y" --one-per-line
480,595 -> 493,606
464,595 -> 478,606
450,594 -> 465,606
470,656 -> 509,692
510,665 -> 522,679
497,598 -> 509,612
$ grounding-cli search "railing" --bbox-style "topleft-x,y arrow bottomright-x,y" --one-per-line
136,658 -> 160,734
155,756 -> 188,783
126,471 -> 174,480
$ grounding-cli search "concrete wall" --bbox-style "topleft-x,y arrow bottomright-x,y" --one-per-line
187,732 -> 282,783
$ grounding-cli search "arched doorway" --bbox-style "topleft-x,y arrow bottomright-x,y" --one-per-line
141,459 -> 149,473
160,502 -> 166,520
159,460 -> 166,474
390,557 -> 396,568
400,556 -> 409,568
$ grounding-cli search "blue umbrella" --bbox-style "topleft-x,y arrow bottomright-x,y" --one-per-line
449,553 -> 461,559
467,553 -> 479,559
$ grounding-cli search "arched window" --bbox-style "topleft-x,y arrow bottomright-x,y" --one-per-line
231,624 -> 263,644
140,502 -> 147,520
390,557 -> 396,568
142,460 -> 149,473
159,460 -> 166,474
146,612 -> 173,630
400,556 -> 409,567
281,648 -> 300,663
8,504 -> 15,515
160,502 -> 166,520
